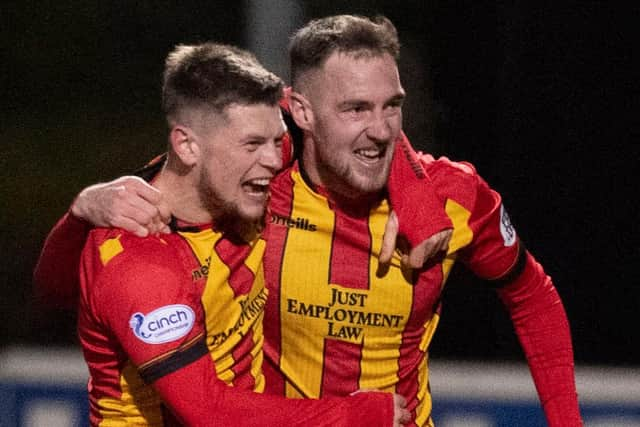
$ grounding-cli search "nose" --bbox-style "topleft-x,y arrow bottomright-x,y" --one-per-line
259,140 -> 283,172
365,111 -> 393,143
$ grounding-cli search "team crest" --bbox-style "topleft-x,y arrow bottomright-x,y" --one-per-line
499,204 -> 516,247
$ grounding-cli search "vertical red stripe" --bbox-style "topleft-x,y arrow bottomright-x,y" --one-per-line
214,239 -> 253,296
329,210 -> 371,290
320,339 -> 362,396
262,171 -> 296,395
395,266 -> 444,425
323,201 -> 371,394
230,329 -> 256,390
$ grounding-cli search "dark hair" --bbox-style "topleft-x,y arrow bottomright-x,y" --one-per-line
162,42 -> 284,123
289,15 -> 400,88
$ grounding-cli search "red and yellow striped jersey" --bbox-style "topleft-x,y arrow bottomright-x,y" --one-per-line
79,223 -> 266,425
79,219 -> 396,426
262,157 -> 523,427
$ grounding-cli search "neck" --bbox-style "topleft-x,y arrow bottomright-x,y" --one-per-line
154,155 -> 212,225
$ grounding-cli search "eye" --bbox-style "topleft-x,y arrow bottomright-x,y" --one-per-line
386,98 -> 404,110
342,104 -> 369,117
245,140 -> 261,151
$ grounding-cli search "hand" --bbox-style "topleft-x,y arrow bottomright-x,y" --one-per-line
379,211 -> 452,269
392,393 -> 411,427
351,390 -> 411,426
70,176 -> 171,237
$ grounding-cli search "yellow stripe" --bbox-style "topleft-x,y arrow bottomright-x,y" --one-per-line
281,170 -> 335,398
414,350 -> 435,427
98,235 -> 124,266
360,200 -> 413,392
189,229 -> 265,389
440,199 -> 474,282
178,228 -> 216,267
96,362 -> 162,426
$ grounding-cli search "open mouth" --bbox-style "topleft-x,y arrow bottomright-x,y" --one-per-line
243,178 -> 271,198
354,146 -> 387,165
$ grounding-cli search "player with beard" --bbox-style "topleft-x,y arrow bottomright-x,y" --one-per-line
33,14 -> 580,427
261,15 -> 581,427
74,42 -> 409,426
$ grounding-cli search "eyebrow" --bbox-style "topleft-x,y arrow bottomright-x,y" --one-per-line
337,92 -> 406,109
387,93 -> 406,105
242,129 -> 287,142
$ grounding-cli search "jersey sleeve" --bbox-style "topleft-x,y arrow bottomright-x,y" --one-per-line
496,253 -> 582,426
426,157 -> 522,279
155,360 -> 395,427
81,231 -> 395,427
33,210 -> 91,309
387,132 -> 453,247
80,231 -> 209,377
423,157 -> 582,425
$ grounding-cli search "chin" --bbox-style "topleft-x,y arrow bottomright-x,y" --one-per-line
237,205 -> 267,223
349,175 -> 387,195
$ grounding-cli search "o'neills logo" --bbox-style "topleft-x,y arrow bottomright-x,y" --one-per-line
129,304 -> 195,344
270,214 -> 317,231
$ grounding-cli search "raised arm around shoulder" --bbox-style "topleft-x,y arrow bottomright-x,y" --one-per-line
33,211 -> 92,309
33,176 -> 171,309
71,176 -> 171,237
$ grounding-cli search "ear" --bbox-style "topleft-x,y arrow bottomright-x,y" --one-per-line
169,125 -> 200,167
288,91 -> 314,132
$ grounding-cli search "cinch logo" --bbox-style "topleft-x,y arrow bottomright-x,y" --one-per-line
270,214 -> 317,231
129,304 -> 195,344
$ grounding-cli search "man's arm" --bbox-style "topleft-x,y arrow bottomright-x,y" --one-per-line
33,176 -> 171,308
82,235 -> 405,427
33,211 -> 91,309
380,133 -> 452,268
154,354 -> 405,427
444,164 -> 582,427
496,250 -> 582,427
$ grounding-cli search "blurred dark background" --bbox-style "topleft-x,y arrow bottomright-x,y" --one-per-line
1,1 -> 637,367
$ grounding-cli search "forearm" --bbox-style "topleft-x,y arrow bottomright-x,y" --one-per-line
155,355 -> 393,427
33,210 -> 90,309
497,252 -> 582,426
387,133 -> 452,246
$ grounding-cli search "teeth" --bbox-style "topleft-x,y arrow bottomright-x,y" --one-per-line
356,149 -> 381,158
246,178 -> 270,186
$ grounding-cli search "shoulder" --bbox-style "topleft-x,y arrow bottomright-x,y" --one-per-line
83,229 -> 187,298
86,228 -> 182,265
420,154 -> 478,181
420,155 -> 494,205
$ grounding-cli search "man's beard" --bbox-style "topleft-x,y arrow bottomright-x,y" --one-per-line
316,144 -> 390,198
197,168 -> 263,242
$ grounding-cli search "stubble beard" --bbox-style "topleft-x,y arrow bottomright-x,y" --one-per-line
317,143 -> 391,199
197,167 -> 263,241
